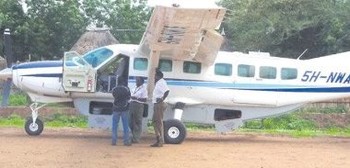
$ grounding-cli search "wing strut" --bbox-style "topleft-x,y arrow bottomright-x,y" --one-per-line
146,50 -> 160,99
140,5 -> 226,97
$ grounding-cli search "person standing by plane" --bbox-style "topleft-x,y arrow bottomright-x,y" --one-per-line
129,76 -> 148,143
111,77 -> 132,146
151,69 -> 170,147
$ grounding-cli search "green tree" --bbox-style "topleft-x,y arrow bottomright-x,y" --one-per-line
0,0 -> 27,62
1,0 -> 150,61
25,0 -> 88,60
219,0 -> 350,58
82,0 -> 151,44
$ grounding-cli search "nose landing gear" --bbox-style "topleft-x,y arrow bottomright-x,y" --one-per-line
24,102 -> 45,136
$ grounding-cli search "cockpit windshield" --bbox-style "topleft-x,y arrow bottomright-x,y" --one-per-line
83,48 -> 114,68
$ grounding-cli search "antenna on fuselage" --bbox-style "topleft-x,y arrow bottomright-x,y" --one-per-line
297,49 -> 308,60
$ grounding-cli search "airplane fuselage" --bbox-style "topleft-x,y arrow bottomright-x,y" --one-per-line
3,4 -> 350,142
6,44 -> 350,127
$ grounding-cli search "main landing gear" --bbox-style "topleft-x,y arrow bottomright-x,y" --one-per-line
24,102 -> 45,136
163,102 -> 187,144
164,119 -> 187,144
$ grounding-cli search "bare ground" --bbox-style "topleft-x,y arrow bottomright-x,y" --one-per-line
0,127 -> 349,168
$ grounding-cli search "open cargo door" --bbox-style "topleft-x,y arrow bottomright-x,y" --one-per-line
62,51 -> 96,92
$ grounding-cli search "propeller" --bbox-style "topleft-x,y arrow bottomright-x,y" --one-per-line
1,28 -> 14,107
4,28 -> 14,68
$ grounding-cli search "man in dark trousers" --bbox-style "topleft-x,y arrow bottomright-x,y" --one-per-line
111,77 -> 131,146
151,69 -> 170,147
129,76 -> 148,143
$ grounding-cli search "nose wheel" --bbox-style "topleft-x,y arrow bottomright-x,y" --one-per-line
25,118 -> 44,135
24,102 -> 46,136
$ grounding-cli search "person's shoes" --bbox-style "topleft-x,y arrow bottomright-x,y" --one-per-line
150,142 -> 158,147
111,140 -> 117,146
124,143 -> 132,146
150,142 -> 163,147
132,139 -> 139,143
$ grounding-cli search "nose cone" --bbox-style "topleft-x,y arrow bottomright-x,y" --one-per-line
0,68 -> 12,80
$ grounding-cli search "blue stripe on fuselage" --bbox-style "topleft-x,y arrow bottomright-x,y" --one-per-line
130,76 -> 350,93
165,79 -> 350,93
237,87 -> 350,93
15,73 -> 350,93
13,61 -> 63,70
21,73 -> 63,78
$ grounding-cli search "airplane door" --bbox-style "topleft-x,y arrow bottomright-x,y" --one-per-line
62,51 -> 96,92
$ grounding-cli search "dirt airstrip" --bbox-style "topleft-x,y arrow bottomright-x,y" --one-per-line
0,127 -> 349,168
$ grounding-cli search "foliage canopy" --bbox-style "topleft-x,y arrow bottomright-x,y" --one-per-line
0,0 -> 349,60
0,0 -> 150,61
219,0 -> 350,58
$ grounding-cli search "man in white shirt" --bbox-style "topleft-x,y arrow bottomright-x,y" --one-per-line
151,69 -> 169,147
129,76 -> 148,143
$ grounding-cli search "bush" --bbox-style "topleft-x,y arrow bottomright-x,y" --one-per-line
300,105 -> 349,114
244,113 -> 316,131
0,91 -> 29,106
45,113 -> 87,128
9,93 -> 29,106
0,114 -> 24,127
0,114 -> 87,128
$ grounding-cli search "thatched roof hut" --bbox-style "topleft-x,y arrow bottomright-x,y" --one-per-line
70,28 -> 119,55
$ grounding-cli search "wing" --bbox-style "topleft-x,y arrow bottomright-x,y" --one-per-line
138,4 -> 226,65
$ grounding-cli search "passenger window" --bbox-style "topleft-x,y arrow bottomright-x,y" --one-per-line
133,58 -> 148,71
281,68 -> 297,80
158,59 -> 172,72
215,63 -> 232,76
259,66 -> 276,79
238,64 -> 255,77
183,61 -> 201,74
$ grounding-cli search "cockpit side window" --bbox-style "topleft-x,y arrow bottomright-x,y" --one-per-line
83,48 -> 113,68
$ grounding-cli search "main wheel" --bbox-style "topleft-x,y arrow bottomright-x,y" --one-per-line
163,119 -> 187,144
25,118 -> 44,136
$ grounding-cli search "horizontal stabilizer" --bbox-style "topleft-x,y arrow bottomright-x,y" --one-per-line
138,5 -> 226,65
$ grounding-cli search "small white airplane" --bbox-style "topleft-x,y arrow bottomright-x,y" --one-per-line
1,3 -> 350,144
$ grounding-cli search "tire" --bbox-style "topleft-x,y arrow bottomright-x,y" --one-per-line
25,118 -> 44,136
163,119 -> 187,144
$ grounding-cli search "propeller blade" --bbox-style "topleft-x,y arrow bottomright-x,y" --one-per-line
4,28 -> 14,68
1,28 -> 14,107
